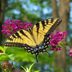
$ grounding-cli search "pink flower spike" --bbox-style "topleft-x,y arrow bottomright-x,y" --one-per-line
69,48 -> 72,56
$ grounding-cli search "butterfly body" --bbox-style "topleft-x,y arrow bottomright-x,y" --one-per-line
4,18 -> 62,62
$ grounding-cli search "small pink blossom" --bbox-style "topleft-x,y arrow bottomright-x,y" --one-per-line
69,48 -> 72,56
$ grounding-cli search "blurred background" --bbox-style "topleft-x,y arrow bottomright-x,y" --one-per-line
0,0 -> 72,72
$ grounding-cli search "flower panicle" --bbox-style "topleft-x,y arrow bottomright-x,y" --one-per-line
50,32 -> 67,51
2,19 -> 32,37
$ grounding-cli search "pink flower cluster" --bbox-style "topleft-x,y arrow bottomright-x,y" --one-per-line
50,32 -> 67,51
2,19 -> 32,36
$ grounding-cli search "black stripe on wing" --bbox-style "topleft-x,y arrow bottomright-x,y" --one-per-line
12,34 -> 16,38
50,18 -> 54,23
48,18 -> 62,34
15,32 -> 22,39
35,19 -> 48,35
36,23 -> 39,35
41,20 -> 46,30
20,30 -> 30,39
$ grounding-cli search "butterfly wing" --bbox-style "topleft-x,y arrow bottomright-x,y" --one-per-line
5,29 -> 36,47
32,18 -> 62,45
43,18 -> 62,43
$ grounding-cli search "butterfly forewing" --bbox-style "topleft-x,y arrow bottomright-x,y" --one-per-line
32,18 -> 62,45
5,30 -> 36,47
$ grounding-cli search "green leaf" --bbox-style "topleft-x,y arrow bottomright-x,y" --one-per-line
5,47 -> 35,62
0,54 -> 9,61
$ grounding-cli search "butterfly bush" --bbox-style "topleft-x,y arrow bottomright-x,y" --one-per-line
50,32 -> 67,51
2,19 -> 32,36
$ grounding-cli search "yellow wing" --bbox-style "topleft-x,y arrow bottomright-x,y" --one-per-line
6,30 -> 36,47
32,18 -> 62,45
5,18 -> 62,47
